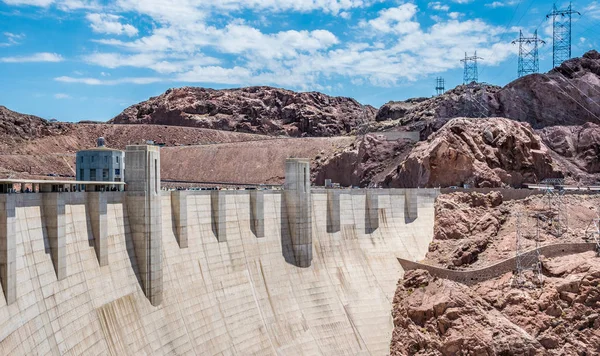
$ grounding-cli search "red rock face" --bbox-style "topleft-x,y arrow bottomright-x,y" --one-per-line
538,123 -> 600,185
109,86 -> 377,137
384,117 -> 560,188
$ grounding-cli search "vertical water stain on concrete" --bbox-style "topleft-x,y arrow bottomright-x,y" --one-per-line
96,294 -> 151,356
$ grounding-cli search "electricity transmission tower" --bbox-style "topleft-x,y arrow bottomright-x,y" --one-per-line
461,52 -> 483,84
512,30 -> 545,78
585,213 -> 600,256
541,178 -> 568,237
435,77 -> 445,96
546,2 -> 580,69
514,211 -> 543,287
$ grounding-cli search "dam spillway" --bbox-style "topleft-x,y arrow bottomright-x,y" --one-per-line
0,148 -> 439,355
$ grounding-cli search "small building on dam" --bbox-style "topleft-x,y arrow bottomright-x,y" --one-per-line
76,137 -> 125,190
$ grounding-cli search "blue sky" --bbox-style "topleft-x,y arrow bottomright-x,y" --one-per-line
0,0 -> 599,122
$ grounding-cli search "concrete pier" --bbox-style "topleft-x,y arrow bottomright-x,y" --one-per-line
326,190 -> 341,233
366,190 -> 379,233
42,193 -> 67,280
0,195 -> 16,304
284,158 -> 312,268
250,190 -> 264,238
87,192 -> 108,266
125,145 -> 163,306
171,191 -> 188,248
211,191 -> 227,242
405,189 -> 419,220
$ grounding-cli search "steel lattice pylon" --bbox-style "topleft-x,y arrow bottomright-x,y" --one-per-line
585,213 -> 600,256
513,211 -> 543,287
543,185 -> 568,237
460,52 -> 483,84
435,77 -> 445,96
546,2 -> 580,69
512,30 -> 545,78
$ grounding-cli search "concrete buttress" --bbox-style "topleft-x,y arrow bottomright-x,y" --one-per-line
250,190 -> 264,238
42,193 -> 66,280
211,191 -> 226,242
0,195 -> 16,304
87,192 -> 108,266
284,158 -> 312,267
125,145 -> 163,306
171,191 -> 188,248
405,189 -> 419,220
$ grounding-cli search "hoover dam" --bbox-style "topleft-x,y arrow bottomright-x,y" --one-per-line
0,146 -> 438,355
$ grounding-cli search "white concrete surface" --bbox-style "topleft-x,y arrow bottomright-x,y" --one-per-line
0,188 -> 438,355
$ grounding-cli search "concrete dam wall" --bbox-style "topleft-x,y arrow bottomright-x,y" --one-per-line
0,187 -> 438,355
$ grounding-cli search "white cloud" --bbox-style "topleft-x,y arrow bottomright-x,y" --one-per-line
86,13 -> 138,36
364,4 -> 420,34
2,0 -> 53,6
55,76 -> 162,85
0,52 -> 63,63
586,1 -> 600,19
428,2 -> 449,11
54,93 -> 71,99
0,32 -> 24,47
485,1 -> 518,8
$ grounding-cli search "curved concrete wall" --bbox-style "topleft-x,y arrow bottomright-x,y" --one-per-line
398,243 -> 598,285
0,188 -> 437,355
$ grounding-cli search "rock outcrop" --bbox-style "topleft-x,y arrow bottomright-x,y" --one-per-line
391,270 -> 543,355
538,123 -> 600,185
384,118 -> 559,188
0,106 -> 71,146
109,86 -> 377,137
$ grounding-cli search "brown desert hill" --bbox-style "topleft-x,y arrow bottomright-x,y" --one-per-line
376,50 -> 600,130
160,137 -> 355,185
108,86 -> 377,137
0,105 -> 72,146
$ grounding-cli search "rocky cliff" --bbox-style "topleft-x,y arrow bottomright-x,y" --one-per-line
109,86 -> 377,137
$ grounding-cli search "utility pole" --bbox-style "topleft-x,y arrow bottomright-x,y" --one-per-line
460,52 -> 483,84
546,2 -> 580,68
512,30 -> 545,78
435,77 -> 445,96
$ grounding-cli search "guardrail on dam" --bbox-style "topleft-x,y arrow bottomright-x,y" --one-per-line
0,145 -> 439,355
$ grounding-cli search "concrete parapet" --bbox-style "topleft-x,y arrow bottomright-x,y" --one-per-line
211,191 -> 227,242
398,243 -> 598,285
0,195 -> 16,304
249,190 -> 264,238
405,190 -> 418,220
125,145 -> 162,306
171,191 -> 188,248
365,190 -> 379,233
42,193 -> 66,280
284,158 -> 312,267
326,190 -> 341,233
87,192 -> 108,266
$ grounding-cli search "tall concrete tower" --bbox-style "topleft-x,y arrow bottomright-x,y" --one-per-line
284,158 -> 312,268
125,145 -> 162,306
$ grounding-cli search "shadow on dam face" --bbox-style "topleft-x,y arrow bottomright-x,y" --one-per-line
280,196 -> 296,266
